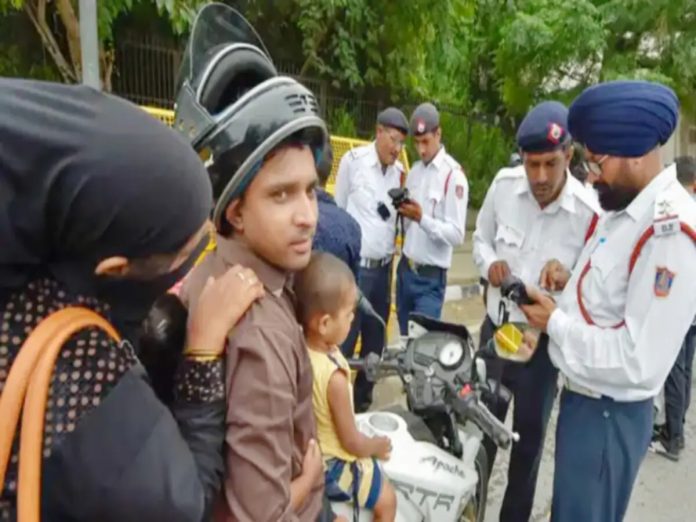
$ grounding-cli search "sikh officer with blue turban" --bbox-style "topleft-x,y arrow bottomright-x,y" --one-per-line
519,81 -> 696,521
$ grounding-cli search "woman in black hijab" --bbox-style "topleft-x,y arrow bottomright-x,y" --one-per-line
0,78 -> 264,521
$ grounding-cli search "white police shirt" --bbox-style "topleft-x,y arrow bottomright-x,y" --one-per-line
473,166 -> 600,325
334,143 -> 403,260
548,165 -> 696,401
402,146 -> 468,268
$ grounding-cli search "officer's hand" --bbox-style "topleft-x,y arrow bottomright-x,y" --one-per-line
539,259 -> 571,292
398,200 -> 423,222
487,260 -> 511,288
519,285 -> 556,332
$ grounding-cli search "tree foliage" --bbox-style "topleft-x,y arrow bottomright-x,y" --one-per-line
1,0 -> 694,204
0,0 -> 206,90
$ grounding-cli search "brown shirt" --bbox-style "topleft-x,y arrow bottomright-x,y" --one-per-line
181,235 -> 322,522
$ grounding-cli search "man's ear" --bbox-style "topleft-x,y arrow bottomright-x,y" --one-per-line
95,256 -> 129,276
225,199 -> 245,234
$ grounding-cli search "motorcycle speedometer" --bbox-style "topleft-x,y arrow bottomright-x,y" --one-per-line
438,340 -> 464,369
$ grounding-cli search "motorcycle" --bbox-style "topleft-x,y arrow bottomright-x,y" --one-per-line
331,313 -> 518,522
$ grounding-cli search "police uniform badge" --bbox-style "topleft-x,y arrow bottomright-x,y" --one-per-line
654,266 -> 675,297
546,122 -> 563,144
456,184 -> 465,199
653,197 -> 680,236
416,119 -> 426,134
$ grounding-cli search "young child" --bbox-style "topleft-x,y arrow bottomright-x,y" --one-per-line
295,252 -> 397,521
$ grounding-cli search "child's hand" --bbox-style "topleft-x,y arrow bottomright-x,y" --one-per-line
374,436 -> 392,461
302,439 -> 324,484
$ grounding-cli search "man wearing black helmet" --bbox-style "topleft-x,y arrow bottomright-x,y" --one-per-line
174,5 -> 334,521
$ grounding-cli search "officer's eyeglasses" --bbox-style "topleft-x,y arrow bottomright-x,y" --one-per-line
385,131 -> 405,150
584,155 -> 609,176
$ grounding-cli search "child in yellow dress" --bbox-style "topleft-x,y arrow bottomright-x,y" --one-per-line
295,252 -> 397,521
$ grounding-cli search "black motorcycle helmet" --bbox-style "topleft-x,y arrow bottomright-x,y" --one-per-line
174,3 -> 329,233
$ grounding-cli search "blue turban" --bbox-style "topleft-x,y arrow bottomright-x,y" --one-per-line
568,80 -> 679,158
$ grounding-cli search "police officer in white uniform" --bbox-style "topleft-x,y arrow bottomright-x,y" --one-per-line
395,103 -> 468,334
520,81 -> 696,522
473,101 -> 599,522
335,107 -> 408,411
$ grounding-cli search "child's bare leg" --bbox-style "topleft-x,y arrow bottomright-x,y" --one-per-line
372,479 -> 397,522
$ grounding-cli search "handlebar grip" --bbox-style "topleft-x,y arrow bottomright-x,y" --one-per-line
456,395 -> 518,449
347,355 -> 400,382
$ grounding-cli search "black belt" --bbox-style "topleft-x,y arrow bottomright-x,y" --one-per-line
402,256 -> 445,279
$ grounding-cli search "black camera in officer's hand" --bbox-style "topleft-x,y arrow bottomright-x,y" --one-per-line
501,275 -> 533,306
388,187 -> 411,209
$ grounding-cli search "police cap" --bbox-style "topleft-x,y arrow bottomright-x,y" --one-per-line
516,101 -> 570,153
410,103 -> 440,136
377,107 -> 409,135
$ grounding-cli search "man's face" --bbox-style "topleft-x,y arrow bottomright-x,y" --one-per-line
585,149 -> 641,211
229,146 -> 318,271
522,148 -> 571,207
375,125 -> 405,166
414,128 -> 441,164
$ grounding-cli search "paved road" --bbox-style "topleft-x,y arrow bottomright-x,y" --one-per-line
375,295 -> 696,521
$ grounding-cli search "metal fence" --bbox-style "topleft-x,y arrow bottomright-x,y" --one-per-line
112,33 -> 182,108
113,33 -> 398,137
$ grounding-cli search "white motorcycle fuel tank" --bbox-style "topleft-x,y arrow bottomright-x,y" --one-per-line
331,411 -> 479,521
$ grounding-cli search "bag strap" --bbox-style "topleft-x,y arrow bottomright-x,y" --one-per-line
0,307 -> 120,522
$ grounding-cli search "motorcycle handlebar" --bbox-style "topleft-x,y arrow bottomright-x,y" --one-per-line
454,392 -> 519,450
347,353 -> 401,382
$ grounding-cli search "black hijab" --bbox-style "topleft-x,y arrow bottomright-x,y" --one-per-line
0,78 -> 212,339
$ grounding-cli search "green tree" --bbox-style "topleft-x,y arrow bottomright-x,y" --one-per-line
0,0 -> 205,91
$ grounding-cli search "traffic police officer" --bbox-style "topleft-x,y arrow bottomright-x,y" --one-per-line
335,107 -> 408,411
520,81 -> 696,522
473,101 -> 600,522
396,103 -> 468,334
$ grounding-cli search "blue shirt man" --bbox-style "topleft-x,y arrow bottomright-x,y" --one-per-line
313,188 -> 362,281
312,140 -> 362,282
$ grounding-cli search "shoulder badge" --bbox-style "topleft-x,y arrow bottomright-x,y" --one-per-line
653,193 -> 680,237
654,266 -> 676,297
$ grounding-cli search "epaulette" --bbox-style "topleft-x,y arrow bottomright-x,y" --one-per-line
653,186 -> 682,237
347,144 -> 371,161
492,165 -> 525,185
443,153 -> 462,172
